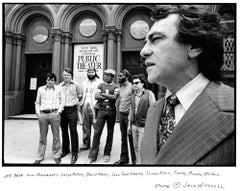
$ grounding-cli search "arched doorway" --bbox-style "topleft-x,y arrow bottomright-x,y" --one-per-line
22,16 -> 53,113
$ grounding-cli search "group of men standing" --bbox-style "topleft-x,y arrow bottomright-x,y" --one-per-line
34,66 -> 154,165
33,5 -> 235,166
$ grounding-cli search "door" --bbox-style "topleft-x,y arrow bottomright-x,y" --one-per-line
122,51 -> 159,99
23,54 -> 52,113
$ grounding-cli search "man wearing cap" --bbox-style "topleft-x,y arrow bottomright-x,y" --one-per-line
86,69 -> 119,164
114,69 -> 133,165
79,67 -> 103,151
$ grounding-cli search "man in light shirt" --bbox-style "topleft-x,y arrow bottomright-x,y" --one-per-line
59,68 -> 81,164
140,5 -> 234,165
34,73 -> 64,164
79,67 -> 103,151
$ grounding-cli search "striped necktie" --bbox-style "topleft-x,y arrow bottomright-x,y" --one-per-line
158,94 -> 179,151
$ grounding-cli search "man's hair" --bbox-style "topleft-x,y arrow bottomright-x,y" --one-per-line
132,73 -> 148,88
64,68 -> 73,77
152,5 -> 226,82
46,72 -> 57,81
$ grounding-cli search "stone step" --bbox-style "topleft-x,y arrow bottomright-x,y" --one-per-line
8,114 -> 37,120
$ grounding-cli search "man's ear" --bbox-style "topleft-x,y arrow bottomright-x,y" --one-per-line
187,44 -> 203,58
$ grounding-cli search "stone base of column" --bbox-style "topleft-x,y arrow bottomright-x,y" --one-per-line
4,91 -> 24,119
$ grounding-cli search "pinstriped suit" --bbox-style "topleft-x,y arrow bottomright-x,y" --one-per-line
141,82 -> 235,165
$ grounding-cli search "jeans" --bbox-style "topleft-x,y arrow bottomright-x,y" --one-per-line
60,106 -> 79,154
132,125 -> 144,164
36,112 -> 61,160
88,108 -> 116,161
82,103 -> 95,148
119,111 -> 129,162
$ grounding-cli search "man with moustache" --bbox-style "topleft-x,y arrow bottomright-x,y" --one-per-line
79,67 -> 103,151
140,5 -> 235,165
114,69 -> 133,165
59,68 -> 81,164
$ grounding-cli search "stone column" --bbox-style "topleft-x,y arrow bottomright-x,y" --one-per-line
13,34 -> 25,114
106,28 -> 117,70
14,34 -> 25,91
63,33 -> 72,69
52,29 -> 62,83
116,29 -> 122,75
101,30 -> 108,71
5,31 -> 14,91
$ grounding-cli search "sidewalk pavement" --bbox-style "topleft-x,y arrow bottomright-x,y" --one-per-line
3,117 -> 123,165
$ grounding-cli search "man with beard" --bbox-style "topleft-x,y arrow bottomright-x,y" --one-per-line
79,67 -> 103,151
114,69 -> 133,165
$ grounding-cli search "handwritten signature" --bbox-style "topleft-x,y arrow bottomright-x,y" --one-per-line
155,182 -> 224,189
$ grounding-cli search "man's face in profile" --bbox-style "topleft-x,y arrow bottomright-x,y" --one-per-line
140,14 -> 189,86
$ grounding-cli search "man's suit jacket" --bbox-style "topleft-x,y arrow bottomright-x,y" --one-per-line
141,82 -> 235,165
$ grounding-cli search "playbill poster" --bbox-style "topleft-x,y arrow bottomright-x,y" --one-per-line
73,44 -> 104,83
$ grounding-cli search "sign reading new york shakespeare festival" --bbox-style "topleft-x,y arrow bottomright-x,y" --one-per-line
73,44 -> 104,83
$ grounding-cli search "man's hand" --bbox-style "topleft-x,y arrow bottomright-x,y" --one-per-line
127,125 -> 132,135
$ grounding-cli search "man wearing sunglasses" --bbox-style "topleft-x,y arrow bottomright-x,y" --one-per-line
128,74 -> 155,164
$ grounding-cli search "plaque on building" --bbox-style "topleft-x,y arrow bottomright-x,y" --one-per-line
32,26 -> 48,43
79,19 -> 97,37
130,20 -> 149,40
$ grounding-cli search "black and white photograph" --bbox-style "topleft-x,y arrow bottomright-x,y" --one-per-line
1,1 -> 238,191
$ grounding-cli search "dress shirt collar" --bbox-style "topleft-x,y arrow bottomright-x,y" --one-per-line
44,84 -> 56,89
165,73 -> 209,111
62,80 -> 75,86
134,88 -> 145,97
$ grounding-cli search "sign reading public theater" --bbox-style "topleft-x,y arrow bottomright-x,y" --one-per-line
73,44 -> 104,83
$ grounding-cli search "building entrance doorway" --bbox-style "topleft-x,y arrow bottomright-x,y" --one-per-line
23,54 -> 52,113
122,51 -> 159,99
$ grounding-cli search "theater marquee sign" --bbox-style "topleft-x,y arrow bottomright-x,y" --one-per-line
73,44 -> 104,83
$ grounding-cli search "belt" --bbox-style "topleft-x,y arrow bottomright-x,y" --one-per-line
100,106 -> 114,110
64,105 -> 77,109
41,109 -> 58,114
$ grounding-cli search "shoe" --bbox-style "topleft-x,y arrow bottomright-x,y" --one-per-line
104,155 -> 110,162
54,157 -> 61,164
79,145 -> 90,151
85,159 -> 95,164
33,159 -> 43,164
60,151 -> 70,158
113,160 -> 129,165
71,154 -> 78,164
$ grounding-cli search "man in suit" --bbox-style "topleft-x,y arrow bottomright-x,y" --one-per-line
140,5 -> 235,165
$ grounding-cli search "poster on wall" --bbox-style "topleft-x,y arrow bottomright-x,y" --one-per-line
73,44 -> 104,84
